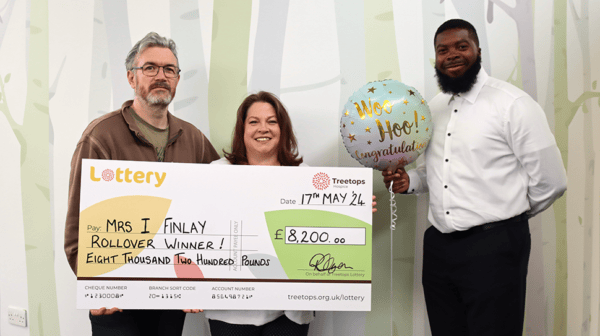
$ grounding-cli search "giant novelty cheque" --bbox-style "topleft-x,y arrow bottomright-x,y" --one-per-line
77,159 -> 373,311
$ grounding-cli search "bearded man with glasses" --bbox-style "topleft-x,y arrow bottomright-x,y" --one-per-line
64,32 -> 219,335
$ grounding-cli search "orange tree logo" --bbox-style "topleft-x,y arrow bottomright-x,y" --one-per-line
102,169 -> 115,181
312,172 -> 330,190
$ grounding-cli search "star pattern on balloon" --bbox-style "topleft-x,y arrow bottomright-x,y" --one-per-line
422,116 -> 426,121
340,79 -> 432,172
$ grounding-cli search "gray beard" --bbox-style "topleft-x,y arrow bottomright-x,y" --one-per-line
146,91 -> 172,106
137,89 -> 173,107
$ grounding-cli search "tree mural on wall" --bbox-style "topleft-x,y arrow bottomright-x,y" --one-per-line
248,0 -> 289,96
88,0 -> 112,121
0,0 -> 16,50
553,0 -> 600,334
334,0 -> 366,169
487,0 -> 537,99
567,0 -> 595,333
207,0 -> 252,153
170,0 -> 211,137
0,0 -> 60,334
103,0 -> 132,111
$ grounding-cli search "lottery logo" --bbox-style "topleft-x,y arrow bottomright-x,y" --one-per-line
312,172 -> 330,190
102,169 -> 115,182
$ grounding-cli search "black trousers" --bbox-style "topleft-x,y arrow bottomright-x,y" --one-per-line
422,216 -> 530,336
209,315 -> 310,336
89,310 -> 186,336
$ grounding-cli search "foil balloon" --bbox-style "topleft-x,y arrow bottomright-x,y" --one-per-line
340,79 -> 432,171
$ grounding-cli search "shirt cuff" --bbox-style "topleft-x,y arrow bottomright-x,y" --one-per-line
406,169 -> 421,194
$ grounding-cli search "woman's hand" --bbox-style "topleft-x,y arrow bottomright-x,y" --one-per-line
372,195 -> 377,213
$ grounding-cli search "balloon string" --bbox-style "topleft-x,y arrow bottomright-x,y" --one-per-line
390,181 -> 397,230
389,181 -> 397,335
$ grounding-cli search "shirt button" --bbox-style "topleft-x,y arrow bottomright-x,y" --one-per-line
446,211 -> 450,215
444,185 -> 448,189
445,159 -> 449,162
454,109 -> 458,113
447,133 -> 451,136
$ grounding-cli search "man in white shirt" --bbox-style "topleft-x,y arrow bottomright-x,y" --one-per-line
383,19 -> 566,335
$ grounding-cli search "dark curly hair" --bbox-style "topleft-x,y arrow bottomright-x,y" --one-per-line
434,19 -> 479,47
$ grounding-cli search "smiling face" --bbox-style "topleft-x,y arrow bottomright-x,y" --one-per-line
243,102 -> 281,162
127,46 -> 180,106
435,28 -> 481,79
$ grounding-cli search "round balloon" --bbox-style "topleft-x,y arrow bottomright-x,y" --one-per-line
340,79 -> 432,171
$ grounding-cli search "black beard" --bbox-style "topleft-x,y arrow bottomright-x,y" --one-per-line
435,55 -> 482,95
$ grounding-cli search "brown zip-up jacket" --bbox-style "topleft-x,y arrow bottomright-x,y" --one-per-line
64,100 -> 219,274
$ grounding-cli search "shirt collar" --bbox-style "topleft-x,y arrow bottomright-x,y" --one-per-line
459,68 -> 488,104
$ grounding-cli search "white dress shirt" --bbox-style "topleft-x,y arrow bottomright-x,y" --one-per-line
407,69 -> 567,233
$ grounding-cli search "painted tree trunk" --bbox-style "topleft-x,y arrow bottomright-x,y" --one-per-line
487,0 -> 537,99
170,0 -> 211,137
553,0 -> 600,333
335,0 -> 366,170
88,0 -> 112,121
248,0 -> 289,96
20,0 -> 60,334
207,0 -> 252,154
0,0 -> 17,49
570,0 -> 594,333
102,0 -> 131,110
553,0 -> 571,334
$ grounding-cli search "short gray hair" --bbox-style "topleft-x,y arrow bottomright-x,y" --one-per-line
125,32 -> 179,70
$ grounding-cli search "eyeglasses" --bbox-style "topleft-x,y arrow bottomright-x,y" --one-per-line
131,64 -> 180,78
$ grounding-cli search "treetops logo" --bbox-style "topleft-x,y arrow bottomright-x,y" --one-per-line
312,172 -> 366,190
312,172 -> 330,190
89,166 -> 166,187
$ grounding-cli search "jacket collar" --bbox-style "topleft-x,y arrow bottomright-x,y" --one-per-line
120,100 -> 183,144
